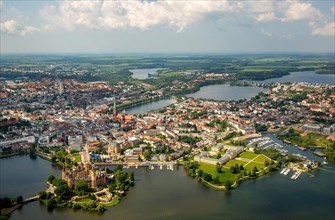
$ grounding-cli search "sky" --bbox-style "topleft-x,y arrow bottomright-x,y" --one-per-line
1,0 -> 334,54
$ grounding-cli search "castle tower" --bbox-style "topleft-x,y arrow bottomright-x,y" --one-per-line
90,168 -> 97,188
113,97 -> 117,119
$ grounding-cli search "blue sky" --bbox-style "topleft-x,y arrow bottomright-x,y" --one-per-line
1,0 -> 334,53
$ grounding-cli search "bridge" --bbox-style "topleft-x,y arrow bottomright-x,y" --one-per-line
23,195 -> 39,204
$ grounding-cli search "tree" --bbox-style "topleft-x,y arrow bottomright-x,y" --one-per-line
264,159 -> 269,167
143,149 -> 152,161
216,162 -> 222,173
203,173 -> 213,182
130,171 -> 135,182
47,175 -> 55,183
74,180 -> 89,196
54,184 -> 71,199
51,156 -> 57,164
16,196 -> 23,204
252,166 -> 258,176
224,180 -> 232,190
197,169 -> 204,177
1,197 -> 11,207
213,175 -> 220,185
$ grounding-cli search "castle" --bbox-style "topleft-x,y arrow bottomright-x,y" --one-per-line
62,162 -> 107,189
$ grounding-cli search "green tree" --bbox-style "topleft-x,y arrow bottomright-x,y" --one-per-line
51,156 -> 57,163
74,180 -> 89,196
213,175 -> 220,185
143,149 -> 152,161
1,197 -> 11,207
203,173 -> 213,182
252,166 -> 258,176
54,184 -> 71,199
16,195 -> 23,204
264,159 -> 269,167
130,172 -> 135,182
197,169 -> 204,177
216,162 -> 222,173
224,180 -> 232,190
47,175 -> 55,183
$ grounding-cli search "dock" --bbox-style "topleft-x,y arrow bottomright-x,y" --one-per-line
291,171 -> 302,180
280,168 -> 291,175
313,152 -> 326,157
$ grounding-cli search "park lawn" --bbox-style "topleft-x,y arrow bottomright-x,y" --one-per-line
239,151 -> 258,160
225,159 -> 247,168
198,162 -> 238,183
244,162 -> 265,171
252,154 -> 269,163
73,154 -> 81,163
104,196 -> 120,207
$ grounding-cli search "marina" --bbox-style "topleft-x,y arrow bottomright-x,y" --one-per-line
247,136 -> 288,155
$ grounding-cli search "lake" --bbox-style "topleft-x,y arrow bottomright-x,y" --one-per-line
130,68 -> 163,79
0,155 -> 61,198
257,71 -> 334,84
124,99 -> 177,114
5,152 -> 335,220
185,84 -> 267,100
125,84 -> 266,115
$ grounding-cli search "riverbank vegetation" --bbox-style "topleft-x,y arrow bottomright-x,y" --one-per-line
0,196 -> 24,219
278,128 -> 335,161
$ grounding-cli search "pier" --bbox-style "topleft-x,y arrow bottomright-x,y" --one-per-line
313,152 -> 326,157
280,168 -> 291,176
291,171 -> 302,180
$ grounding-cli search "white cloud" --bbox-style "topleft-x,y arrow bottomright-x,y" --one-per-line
1,20 -> 17,34
1,0 -> 333,38
255,12 -> 276,22
1,19 -> 50,36
332,6 -> 335,14
311,22 -> 335,36
282,2 -> 323,22
260,29 -> 273,37
40,0 -> 239,32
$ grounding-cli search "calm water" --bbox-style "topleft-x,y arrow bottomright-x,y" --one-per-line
257,71 -> 335,84
125,99 -> 177,114
0,155 -> 61,198
7,155 -> 335,220
186,84 -> 267,100
130,68 -> 163,79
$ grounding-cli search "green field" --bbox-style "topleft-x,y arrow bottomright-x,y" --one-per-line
253,154 -> 269,163
225,160 -> 247,168
239,151 -> 258,159
245,162 -> 265,171
198,162 -> 238,182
